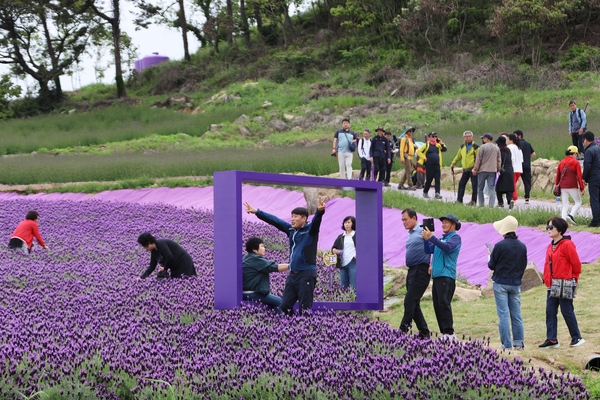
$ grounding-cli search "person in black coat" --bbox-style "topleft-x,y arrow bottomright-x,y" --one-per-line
495,136 -> 515,209
138,232 -> 197,279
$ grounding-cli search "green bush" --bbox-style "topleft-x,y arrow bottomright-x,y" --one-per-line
561,43 -> 600,71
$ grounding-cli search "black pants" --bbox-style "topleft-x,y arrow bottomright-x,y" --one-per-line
400,264 -> 431,335
571,131 -> 585,154
359,157 -> 372,180
384,159 -> 394,183
373,156 -> 386,182
424,164 -> 441,194
457,170 -> 478,203
432,277 -> 455,335
520,167 -> 532,199
281,270 -> 317,315
496,191 -> 514,206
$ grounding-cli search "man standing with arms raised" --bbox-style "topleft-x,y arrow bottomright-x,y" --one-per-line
400,208 -> 431,338
450,130 -> 479,205
422,214 -> 462,339
472,133 -> 501,207
243,198 -> 326,315
332,118 -> 357,179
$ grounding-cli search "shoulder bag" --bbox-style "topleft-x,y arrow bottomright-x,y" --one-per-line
343,132 -> 356,152
553,165 -> 568,197
548,256 -> 577,299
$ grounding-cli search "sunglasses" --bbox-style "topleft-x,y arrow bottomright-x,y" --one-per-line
546,225 -> 555,231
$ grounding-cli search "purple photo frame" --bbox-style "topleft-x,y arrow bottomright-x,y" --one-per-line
213,171 -> 383,311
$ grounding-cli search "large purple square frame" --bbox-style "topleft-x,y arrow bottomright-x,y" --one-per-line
213,171 -> 383,311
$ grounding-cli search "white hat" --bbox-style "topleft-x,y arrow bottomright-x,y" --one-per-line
493,215 -> 518,236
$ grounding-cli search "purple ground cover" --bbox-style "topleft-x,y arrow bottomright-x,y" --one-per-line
0,198 -> 589,398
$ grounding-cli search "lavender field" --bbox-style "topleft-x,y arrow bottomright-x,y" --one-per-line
0,198 -> 589,399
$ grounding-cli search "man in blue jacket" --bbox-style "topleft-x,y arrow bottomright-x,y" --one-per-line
243,198 -> 326,315
422,214 -> 462,338
569,100 -> 587,156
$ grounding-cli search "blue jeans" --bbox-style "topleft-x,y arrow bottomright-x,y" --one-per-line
243,292 -> 283,315
545,290 -> 581,341
493,283 -> 524,348
339,259 -> 356,290
477,171 -> 496,207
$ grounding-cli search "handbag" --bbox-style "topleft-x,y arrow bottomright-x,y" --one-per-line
553,165 -> 568,197
548,258 -> 577,299
343,132 -> 356,152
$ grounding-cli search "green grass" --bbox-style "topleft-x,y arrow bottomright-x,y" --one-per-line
0,143 -> 340,184
0,102 -> 261,155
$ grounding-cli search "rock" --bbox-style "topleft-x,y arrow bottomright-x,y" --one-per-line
389,103 -> 402,110
243,81 -> 259,87
191,107 -> 204,115
291,126 -> 303,131
234,114 -> 250,124
303,187 -> 339,215
283,113 -> 294,121
322,108 -> 332,115
210,124 -> 221,132
268,119 -> 290,132
454,286 -> 482,302
253,116 -> 265,123
239,126 -> 251,136
521,262 -> 544,292
321,71 -> 331,78
68,109 -> 76,115
262,101 -> 272,108
390,89 -> 399,97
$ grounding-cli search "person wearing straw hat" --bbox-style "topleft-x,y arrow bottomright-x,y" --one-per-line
555,145 -> 585,225
488,216 -> 528,350
422,214 -> 462,339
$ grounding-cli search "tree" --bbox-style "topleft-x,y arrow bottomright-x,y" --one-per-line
0,0 -> 95,107
0,73 -> 21,119
86,0 -> 127,97
490,0 -> 578,67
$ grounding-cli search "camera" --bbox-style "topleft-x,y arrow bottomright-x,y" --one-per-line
331,151 -> 337,157
421,218 -> 435,232
436,138 -> 441,143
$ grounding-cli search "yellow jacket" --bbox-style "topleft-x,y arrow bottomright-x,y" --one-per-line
399,135 -> 416,161
416,141 -> 447,166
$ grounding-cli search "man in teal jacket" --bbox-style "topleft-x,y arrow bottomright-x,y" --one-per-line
422,214 -> 462,338
243,198 -> 326,315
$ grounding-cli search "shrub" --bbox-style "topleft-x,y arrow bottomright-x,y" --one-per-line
561,43 -> 600,71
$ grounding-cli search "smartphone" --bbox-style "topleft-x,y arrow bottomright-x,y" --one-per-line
421,218 -> 435,232
486,243 -> 493,252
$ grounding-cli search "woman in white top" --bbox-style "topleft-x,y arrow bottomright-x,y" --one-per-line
332,216 -> 357,290
507,133 -> 524,202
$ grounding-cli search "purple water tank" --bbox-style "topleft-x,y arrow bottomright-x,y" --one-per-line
135,52 -> 169,72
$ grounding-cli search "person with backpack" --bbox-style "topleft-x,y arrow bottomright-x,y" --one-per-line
417,132 -> 447,199
450,130 -> 479,205
332,118 -> 358,179
568,100 -> 587,156
398,126 -> 417,191
357,129 -> 372,181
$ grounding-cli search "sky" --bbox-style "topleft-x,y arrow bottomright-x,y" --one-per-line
2,1 -> 201,93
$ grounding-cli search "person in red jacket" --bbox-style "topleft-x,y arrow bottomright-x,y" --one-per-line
8,210 -> 49,254
539,217 -> 584,349
555,145 -> 586,225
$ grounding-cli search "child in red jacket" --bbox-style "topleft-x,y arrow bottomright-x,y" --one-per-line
8,210 -> 49,254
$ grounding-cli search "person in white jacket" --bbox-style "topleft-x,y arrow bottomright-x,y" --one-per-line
357,129 -> 373,181
507,133 -> 524,203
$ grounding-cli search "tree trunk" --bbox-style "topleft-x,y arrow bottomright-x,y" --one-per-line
226,0 -> 233,44
39,7 -> 63,100
254,6 -> 263,31
240,0 -> 250,47
283,5 -> 294,43
112,0 -> 126,98
178,0 -> 190,61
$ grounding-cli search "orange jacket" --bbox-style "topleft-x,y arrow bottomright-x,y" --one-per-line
11,220 -> 45,249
